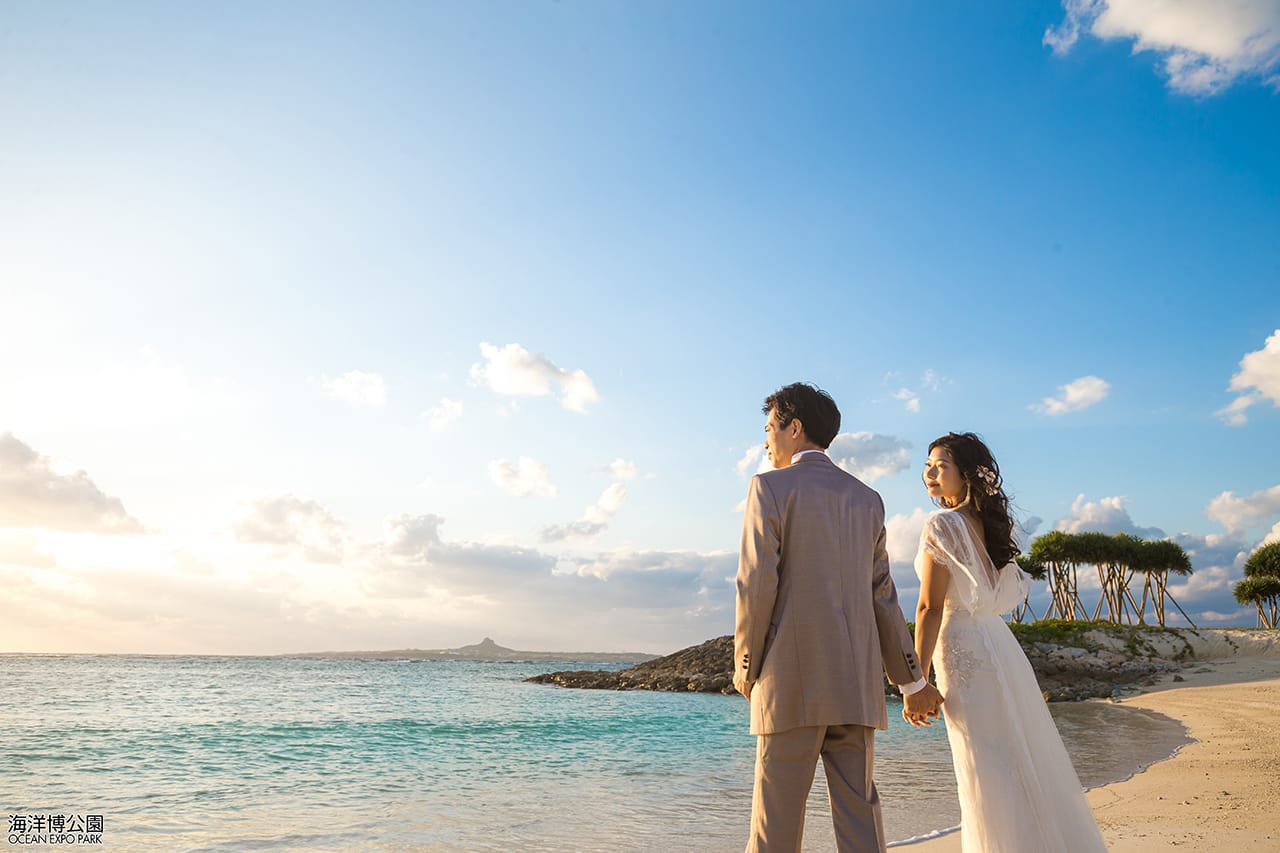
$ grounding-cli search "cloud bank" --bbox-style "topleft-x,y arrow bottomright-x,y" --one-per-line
1053,493 -> 1167,537
1217,329 -> 1280,426
232,494 -> 349,563
541,483 -> 628,542
827,432 -> 914,483
1046,0 -> 1280,95
0,433 -> 144,534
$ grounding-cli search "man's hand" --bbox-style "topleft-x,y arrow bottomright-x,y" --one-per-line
734,674 -> 754,699
902,683 -> 944,727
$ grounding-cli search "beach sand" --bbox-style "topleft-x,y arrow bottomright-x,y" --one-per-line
906,636 -> 1280,852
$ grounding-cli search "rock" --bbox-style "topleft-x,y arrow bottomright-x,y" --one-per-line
527,636 -> 740,694
528,625 -> 1224,702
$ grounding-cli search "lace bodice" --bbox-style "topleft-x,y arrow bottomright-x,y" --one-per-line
914,510 -> 1028,617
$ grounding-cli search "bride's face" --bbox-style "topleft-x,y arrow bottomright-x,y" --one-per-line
924,447 -> 966,505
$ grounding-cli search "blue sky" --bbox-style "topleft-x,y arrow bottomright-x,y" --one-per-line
2,1 -> 1279,654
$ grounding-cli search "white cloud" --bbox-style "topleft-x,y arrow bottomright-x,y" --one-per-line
1198,607 -> 1255,623
827,432 -> 913,483
424,397 -> 463,432
884,507 -> 932,607
1165,562 -> 1237,607
231,494 -> 348,563
735,433 -> 913,485
1032,375 -> 1110,416
1173,531 -> 1250,573
324,371 -> 386,407
374,513 -> 556,595
1205,483 -> 1280,532
736,445 -> 769,478
489,457 -> 557,498
0,433 -> 144,534
566,548 -> 736,610
881,369 -> 944,412
1262,520 -> 1280,546
541,483 -> 628,542
1217,329 -> 1280,425
893,388 -> 921,413
886,507 -> 931,570
1046,0 -> 1280,95
469,342 -> 599,413
1054,494 -> 1167,537
604,459 -> 640,481
372,515 -> 735,624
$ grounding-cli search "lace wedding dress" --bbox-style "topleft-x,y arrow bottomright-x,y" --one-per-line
916,510 -> 1107,852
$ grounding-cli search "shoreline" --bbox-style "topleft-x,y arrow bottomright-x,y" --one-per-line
901,642 -> 1280,852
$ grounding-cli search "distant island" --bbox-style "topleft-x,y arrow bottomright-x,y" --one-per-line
285,636 -> 657,664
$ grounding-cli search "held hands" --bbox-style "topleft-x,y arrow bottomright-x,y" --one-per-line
902,683 -> 944,727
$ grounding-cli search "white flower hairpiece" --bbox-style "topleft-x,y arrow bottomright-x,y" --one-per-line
973,465 -> 999,495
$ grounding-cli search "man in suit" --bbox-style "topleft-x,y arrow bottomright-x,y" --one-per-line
734,382 -> 943,853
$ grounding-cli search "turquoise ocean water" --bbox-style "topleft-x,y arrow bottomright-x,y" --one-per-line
2,656 -> 1188,851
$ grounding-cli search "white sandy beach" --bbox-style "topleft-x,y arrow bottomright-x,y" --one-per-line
906,629 -> 1280,852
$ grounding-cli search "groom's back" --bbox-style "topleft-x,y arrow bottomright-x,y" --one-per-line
749,453 -> 896,734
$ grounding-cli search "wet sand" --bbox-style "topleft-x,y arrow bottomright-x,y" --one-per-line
906,640 -> 1280,852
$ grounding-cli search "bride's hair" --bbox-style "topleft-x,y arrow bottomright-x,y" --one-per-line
928,432 -> 1020,568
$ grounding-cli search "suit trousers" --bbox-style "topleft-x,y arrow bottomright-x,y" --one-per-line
746,723 -> 885,853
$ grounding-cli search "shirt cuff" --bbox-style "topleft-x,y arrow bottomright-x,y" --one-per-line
899,677 -> 928,696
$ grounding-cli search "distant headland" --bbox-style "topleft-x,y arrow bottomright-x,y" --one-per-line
285,636 -> 658,663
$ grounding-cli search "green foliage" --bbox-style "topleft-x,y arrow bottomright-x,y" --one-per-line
1243,542 -> 1280,579
1024,530 -> 1192,575
1233,574 -> 1280,605
1007,619 -> 1102,649
1141,538 -> 1193,576
1028,530 -> 1072,565
1016,554 -> 1046,581
1009,620 -> 1197,660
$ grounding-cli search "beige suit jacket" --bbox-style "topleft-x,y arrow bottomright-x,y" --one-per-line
734,452 -> 923,735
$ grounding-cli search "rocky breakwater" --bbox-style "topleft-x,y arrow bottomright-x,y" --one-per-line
1019,634 -> 1183,701
1018,623 -> 1279,700
526,636 -> 737,694
528,625 -> 1277,701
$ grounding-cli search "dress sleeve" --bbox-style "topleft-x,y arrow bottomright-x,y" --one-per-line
919,518 -> 951,569
915,512 -> 982,613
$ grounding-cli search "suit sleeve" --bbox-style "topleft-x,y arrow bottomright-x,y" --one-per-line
870,498 -> 925,686
735,475 -> 780,683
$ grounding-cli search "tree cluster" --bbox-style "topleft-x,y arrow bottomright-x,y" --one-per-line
1018,530 -> 1194,627
1233,542 -> 1280,629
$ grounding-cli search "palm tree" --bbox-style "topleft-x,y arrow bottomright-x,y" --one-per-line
1029,531 -> 1089,620
1233,575 -> 1280,629
1234,542 -> 1280,628
1011,555 -> 1043,623
1133,538 -> 1195,627
1243,541 -> 1280,578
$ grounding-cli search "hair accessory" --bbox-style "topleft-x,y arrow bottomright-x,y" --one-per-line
974,465 -> 999,496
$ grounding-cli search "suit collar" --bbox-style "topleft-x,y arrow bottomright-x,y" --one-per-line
792,450 -> 832,465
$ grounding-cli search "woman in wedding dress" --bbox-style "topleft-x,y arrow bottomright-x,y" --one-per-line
906,432 -> 1107,852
